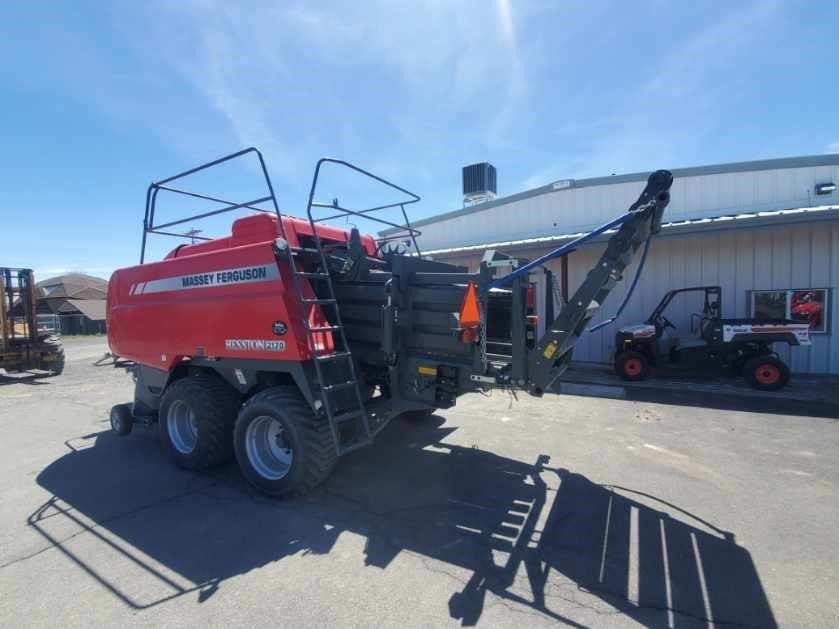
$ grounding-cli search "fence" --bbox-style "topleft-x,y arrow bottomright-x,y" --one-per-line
58,314 -> 106,336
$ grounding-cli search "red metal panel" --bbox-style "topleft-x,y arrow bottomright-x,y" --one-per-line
107,214 -> 371,371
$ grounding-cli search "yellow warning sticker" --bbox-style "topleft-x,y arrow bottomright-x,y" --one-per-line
418,366 -> 438,376
543,342 -> 558,359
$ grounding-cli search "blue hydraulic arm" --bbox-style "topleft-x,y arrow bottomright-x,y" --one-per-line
487,212 -> 635,291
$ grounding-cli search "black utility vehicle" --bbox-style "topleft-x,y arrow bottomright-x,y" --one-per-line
613,286 -> 810,390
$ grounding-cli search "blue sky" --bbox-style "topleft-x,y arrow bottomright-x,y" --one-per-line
1,0 -> 838,279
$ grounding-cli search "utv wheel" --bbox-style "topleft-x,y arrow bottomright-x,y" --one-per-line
615,351 -> 650,381
744,356 -> 789,391
158,374 -> 241,470
110,403 -> 133,436
234,386 -> 337,497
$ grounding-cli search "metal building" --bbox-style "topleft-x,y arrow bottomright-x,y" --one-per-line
384,154 -> 839,374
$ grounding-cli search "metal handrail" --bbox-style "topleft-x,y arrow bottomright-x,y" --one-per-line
139,150 -> 423,263
305,158 -> 423,257
140,147 -> 282,263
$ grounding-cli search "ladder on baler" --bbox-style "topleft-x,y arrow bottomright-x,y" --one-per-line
285,243 -> 373,455
285,158 -> 423,455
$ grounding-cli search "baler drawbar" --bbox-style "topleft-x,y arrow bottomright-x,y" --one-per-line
108,148 -> 672,496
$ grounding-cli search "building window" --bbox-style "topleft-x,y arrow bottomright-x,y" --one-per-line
749,288 -> 831,334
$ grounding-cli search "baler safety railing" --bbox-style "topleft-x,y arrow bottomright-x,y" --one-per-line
305,157 -> 423,257
139,150 -> 425,263
140,147 -> 282,263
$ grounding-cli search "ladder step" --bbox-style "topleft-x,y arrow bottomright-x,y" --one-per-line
297,272 -> 330,279
301,298 -> 337,305
291,247 -> 321,254
322,380 -> 358,393
314,351 -> 351,362
332,409 -> 364,423
307,325 -> 341,333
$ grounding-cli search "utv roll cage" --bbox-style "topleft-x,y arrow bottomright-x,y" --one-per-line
646,286 -> 722,330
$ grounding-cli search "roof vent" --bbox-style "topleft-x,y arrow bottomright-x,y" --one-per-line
463,162 -> 497,207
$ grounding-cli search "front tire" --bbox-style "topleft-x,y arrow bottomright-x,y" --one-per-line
158,374 -> 241,470
615,350 -> 650,381
743,355 -> 789,391
110,403 -> 133,436
39,336 -> 64,375
234,387 -> 337,497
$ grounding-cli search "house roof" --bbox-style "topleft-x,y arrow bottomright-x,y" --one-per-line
421,204 -> 839,257
37,273 -> 108,300
65,299 -> 107,321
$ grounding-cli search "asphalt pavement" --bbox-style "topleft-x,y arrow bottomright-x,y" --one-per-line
1,336 -> 838,627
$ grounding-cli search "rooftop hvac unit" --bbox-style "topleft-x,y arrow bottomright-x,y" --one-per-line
463,162 -> 497,207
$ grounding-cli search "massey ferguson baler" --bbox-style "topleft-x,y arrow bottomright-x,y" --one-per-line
108,148 -> 673,497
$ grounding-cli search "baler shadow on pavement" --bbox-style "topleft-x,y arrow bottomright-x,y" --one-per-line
31,416 -> 776,627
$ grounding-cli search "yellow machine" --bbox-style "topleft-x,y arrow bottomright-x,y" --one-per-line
0,268 -> 64,375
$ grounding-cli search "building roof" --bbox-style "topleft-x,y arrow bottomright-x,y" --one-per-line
421,204 -> 839,257
64,298 -> 106,321
382,153 -> 839,236
37,273 -> 108,300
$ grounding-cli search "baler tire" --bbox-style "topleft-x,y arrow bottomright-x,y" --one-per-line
158,374 -> 241,471
234,386 -> 337,497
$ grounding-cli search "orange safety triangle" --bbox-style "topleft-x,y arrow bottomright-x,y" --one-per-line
459,281 -> 481,328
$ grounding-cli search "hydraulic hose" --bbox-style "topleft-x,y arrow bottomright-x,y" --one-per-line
588,234 -> 652,333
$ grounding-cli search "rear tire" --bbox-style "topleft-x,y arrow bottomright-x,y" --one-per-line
234,386 -> 337,497
158,374 -> 241,470
743,355 -> 789,391
615,350 -> 650,381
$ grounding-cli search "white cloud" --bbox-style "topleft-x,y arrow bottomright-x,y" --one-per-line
827,141 -> 839,154
119,1 -> 526,183
519,0 -> 784,189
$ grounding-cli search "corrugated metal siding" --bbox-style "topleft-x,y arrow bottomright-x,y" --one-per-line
415,164 -> 839,252
433,220 -> 839,374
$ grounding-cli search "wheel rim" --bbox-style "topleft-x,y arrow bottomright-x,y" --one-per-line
111,411 -> 121,432
755,363 -> 780,385
624,358 -> 642,376
245,415 -> 293,481
167,400 -> 198,454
